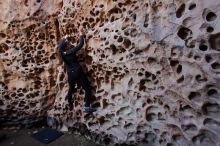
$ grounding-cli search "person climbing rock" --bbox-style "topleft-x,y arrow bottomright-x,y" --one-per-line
58,28 -> 96,113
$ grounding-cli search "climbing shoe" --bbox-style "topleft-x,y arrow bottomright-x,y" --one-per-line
84,107 -> 97,113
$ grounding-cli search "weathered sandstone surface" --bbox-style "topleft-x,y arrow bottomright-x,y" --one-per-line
0,0 -> 220,145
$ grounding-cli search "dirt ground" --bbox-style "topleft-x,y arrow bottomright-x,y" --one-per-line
0,127 -> 96,146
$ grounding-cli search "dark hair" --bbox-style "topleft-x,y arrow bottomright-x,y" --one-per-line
56,39 -> 69,65
58,39 -> 69,50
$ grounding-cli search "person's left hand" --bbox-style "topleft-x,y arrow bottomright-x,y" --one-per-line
79,27 -> 86,35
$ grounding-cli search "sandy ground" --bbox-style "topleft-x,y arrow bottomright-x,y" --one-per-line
0,127 -> 96,146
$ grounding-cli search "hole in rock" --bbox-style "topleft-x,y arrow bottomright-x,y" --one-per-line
102,99 -> 108,109
170,60 -> 179,66
95,10 -> 100,16
130,28 -> 138,37
139,79 -> 146,91
205,55 -> 212,63
202,102 -> 219,116
89,18 -> 94,23
124,29 -> 129,36
209,33 -> 220,51
181,124 -> 197,132
92,102 -> 101,108
167,143 -> 175,146
195,74 -> 207,82
203,118 -> 220,129
158,112 -> 163,119
50,35 -> 55,39
207,26 -> 214,33
146,113 -> 157,121
176,4 -> 185,18
207,89 -> 218,96
144,14 -> 149,27
145,71 -> 152,78
147,57 -> 156,64
188,91 -> 201,102
117,36 -> 123,42
176,64 -> 182,74
144,132 -> 157,143
177,75 -> 184,83
123,38 -> 131,48
211,62 -> 220,70
18,93 -> 24,97
152,74 -> 156,80
199,44 -> 208,51
114,35 -> 118,39
104,137 -> 111,145
177,27 -> 192,40
110,44 -> 117,55
132,13 -> 136,21
189,3 -> 196,10
147,99 -> 152,104
156,71 -> 161,75
108,7 -> 122,15
194,55 -> 201,61
206,12 -> 217,22
0,100 -> 3,105
0,33 -> 6,38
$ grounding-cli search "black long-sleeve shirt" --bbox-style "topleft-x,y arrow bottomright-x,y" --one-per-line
60,36 -> 84,72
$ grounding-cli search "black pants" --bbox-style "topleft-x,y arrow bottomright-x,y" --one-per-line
66,67 -> 91,107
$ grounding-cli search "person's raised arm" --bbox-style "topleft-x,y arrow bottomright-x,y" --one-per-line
65,27 -> 85,55
65,35 -> 84,55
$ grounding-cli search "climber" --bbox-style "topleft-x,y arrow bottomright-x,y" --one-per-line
58,27 -> 96,113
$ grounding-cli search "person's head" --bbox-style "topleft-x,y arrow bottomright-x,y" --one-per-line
58,38 -> 72,51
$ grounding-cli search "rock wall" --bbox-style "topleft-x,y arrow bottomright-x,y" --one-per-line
0,0 -> 220,145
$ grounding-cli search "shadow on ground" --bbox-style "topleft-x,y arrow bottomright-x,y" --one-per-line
0,127 -> 96,146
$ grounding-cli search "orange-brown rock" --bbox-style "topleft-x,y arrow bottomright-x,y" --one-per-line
0,0 -> 220,145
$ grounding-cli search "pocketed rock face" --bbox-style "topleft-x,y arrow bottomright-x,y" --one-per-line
0,0 -> 64,125
0,0 -> 220,145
